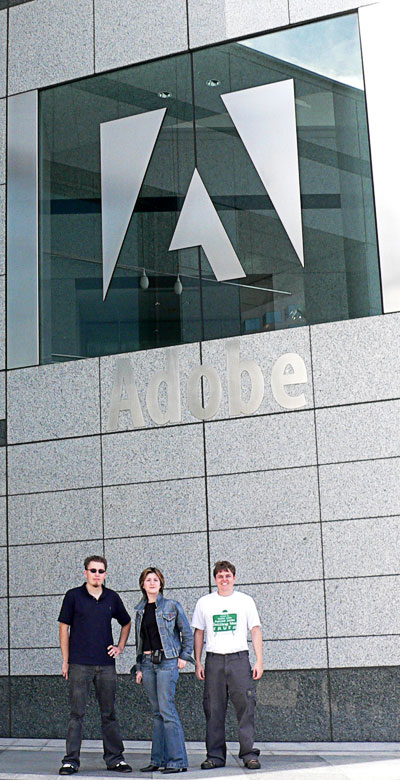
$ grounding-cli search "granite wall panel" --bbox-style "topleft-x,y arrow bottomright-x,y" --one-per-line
289,0 -> 373,25
103,478 -> 207,539
0,676 -> 9,736
319,458 -> 400,522
0,370 -> 5,420
245,581 -> 326,640
8,488 -> 103,546
105,532 -> 209,592
0,100 -> 5,186
0,184 -> 4,274
0,276 -> 4,371
0,649 -> 8,676
329,636 -> 400,669
207,467 -> 320,530
94,0 -> 188,74
0,597 -> 8,647
0,448 -> 5,496
205,410 -> 317,475
0,12 -> 6,99
325,576 -> 400,637
102,425 -> 204,486
311,314 -> 400,408
323,517 -> 400,579
9,670 -> 331,741
10,648 -> 61,676
262,639 -> 327,670
8,436 -> 102,494
9,541 -> 102,597
9,595 -> 63,648
188,0 -> 289,48
0,546 -> 6,596
330,668 -> 400,742
316,401 -> 400,464
8,0 -> 94,94
0,494 -> 5,546
7,359 -> 100,444
209,523 -> 323,584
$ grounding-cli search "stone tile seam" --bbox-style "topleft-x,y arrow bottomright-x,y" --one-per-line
6,474 -> 205,498
3,8 -> 11,727
98,358 -> 105,559
7,519 -> 336,547
6,407 -> 314,447
8,633 -> 400,651
288,4 -> 358,26
6,465 -> 327,498
92,0 -> 95,74
198,342 -> 212,592
10,573 -> 398,601
309,323 -> 333,739
185,0 -> 190,49
9,393 -> 400,446
8,574 -> 400,590
7,395 -> 400,447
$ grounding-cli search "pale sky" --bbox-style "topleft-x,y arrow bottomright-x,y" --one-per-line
241,14 -> 364,90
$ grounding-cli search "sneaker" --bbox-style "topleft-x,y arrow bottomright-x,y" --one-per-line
59,764 -> 78,775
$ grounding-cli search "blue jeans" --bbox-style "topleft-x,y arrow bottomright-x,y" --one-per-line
142,655 -> 188,769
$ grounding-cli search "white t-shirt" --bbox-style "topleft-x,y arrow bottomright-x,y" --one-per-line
191,590 -> 261,654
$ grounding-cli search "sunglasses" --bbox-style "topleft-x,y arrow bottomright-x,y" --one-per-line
87,568 -> 106,574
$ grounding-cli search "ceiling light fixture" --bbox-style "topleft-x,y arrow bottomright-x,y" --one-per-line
139,268 -> 149,289
158,90 -> 172,99
174,273 -> 183,295
206,79 -> 221,87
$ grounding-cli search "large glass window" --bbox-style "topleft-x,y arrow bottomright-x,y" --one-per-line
39,13 -> 381,364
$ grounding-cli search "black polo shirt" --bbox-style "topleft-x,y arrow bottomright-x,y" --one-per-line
58,583 -> 131,666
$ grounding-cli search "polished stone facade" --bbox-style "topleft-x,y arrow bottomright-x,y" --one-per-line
1,0 -> 400,743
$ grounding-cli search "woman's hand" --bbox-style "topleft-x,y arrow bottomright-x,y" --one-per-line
177,658 -> 187,670
136,671 -> 143,684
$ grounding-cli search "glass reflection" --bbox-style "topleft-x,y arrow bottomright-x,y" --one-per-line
193,12 -> 381,340
39,54 -> 200,363
39,13 -> 381,364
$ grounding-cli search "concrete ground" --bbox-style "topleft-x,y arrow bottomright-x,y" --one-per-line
1,740 -> 400,780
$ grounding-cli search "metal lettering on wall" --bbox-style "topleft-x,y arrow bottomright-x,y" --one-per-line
107,339 -> 308,431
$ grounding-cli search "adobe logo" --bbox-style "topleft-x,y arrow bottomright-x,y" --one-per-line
100,79 -> 304,299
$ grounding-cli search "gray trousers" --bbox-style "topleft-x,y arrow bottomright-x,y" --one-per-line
203,651 -> 260,765
63,664 -> 124,769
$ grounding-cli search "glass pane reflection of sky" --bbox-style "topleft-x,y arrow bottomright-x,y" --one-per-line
241,14 -> 364,90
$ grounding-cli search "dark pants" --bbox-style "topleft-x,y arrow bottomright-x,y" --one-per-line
63,663 -> 124,769
203,651 -> 259,766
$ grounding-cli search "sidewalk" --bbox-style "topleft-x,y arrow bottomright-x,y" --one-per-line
1,740 -> 400,780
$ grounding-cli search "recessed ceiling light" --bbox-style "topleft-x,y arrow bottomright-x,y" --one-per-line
206,79 -> 221,87
158,90 -> 172,99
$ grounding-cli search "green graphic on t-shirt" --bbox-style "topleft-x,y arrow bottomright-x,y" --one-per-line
213,610 -> 237,632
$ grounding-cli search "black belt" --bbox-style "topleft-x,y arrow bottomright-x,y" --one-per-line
206,650 -> 249,657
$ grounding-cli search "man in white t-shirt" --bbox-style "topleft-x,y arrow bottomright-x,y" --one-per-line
191,560 -> 263,771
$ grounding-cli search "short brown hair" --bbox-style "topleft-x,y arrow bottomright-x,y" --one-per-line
84,555 -> 107,571
213,560 -> 236,578
139,567 -> 165,595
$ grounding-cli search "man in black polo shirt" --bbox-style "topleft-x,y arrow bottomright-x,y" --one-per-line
58,555 -> 132,775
